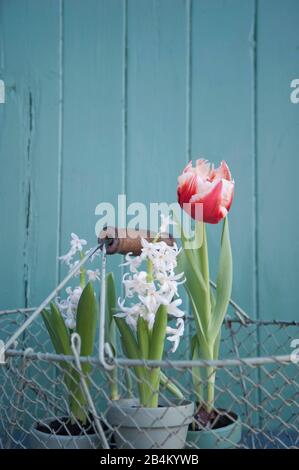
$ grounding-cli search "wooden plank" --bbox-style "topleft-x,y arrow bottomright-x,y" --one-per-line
61,0 -> 125,399
257,0 -> 299,323
0,0 -> 61,309
256,0 -> 299,441
191,0 -> 256,317
61,0 -> 124,261
126,0 -> 187,208
190,0 -> 258,430
0,0 -> 31,311
126,0 -> 188,369
0,0 -> 61,439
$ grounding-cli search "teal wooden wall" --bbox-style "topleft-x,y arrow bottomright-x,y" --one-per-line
0,0 -> 299,331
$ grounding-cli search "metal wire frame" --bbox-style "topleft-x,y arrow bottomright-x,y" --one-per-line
0,244 -> 298,449
1,316 -> 298,449
1,243 -> 295,369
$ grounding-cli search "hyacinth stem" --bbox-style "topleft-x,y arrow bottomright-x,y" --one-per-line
124,368 -> 134,398
79,251 -> 86,288
137,316 -> 151,406
134,305 -> 168,407
109,368 -> 120,401
147,304 -> 168,407
146,259 -> 153,282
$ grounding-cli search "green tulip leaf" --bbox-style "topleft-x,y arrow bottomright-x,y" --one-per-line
209,217 -> 232,342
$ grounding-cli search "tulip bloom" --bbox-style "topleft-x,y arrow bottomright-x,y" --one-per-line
177,159 -> 234,224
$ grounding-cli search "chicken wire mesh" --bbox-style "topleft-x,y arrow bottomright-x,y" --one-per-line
0,311 -> 298,449
0,247 -> 298,449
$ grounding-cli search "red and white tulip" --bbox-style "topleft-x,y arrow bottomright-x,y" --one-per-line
177,159 -> 234,224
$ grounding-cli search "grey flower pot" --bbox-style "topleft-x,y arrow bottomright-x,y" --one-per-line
28,417 -> 102,449
187,412 -> 242,449
107,398 -> 194,449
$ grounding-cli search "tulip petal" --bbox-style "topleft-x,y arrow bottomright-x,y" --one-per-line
191,179 -> 224,224
210,160 -> 232,181
222,179 -> 234,211
183,161 -> 193,173
195,159 -> 211,178
177,159 -> 234,224
177,172 -> 198,206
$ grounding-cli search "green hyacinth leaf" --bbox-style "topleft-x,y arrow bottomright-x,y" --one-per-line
76,282 -> 97,375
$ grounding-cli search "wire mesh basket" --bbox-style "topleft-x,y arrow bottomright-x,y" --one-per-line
0,244 -> 298,449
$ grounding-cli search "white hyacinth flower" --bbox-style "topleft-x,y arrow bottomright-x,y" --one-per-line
166,299 -> 185,318
70,232 -> 87,253
122,271 -> 150,298
166,318 -> 185,353
140,238 -> 160,261
157,271 -> 185,298
64,309 -> 76,330
87,269 -> 101,282
57,232 -> 100,329
58,233 -> 88,268
66,286 -> 82,307
115,299 -> 142,330
117,216 -> 185,352
151,242 -> 180,274
120,252 -> 143,273
138,287 -> 164,314
58,249 -> 75,267
56,286 -> 82,330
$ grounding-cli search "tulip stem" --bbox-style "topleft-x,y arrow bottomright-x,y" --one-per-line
206,366 -> 216,413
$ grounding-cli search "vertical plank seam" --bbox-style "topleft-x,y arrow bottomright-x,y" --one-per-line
251,0 -> 262,429
23,90 -> 34,308
0,1 -> 4,72
253,0 -> 260,354
56,0 -> 64,284
122,0 -> 128,198
120,0 -> 128,294
186,0 -> 192,164
252,2 -> 259,322
186,0 -> 192,361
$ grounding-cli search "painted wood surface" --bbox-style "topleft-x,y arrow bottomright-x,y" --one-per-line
0,0 -> 298,414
